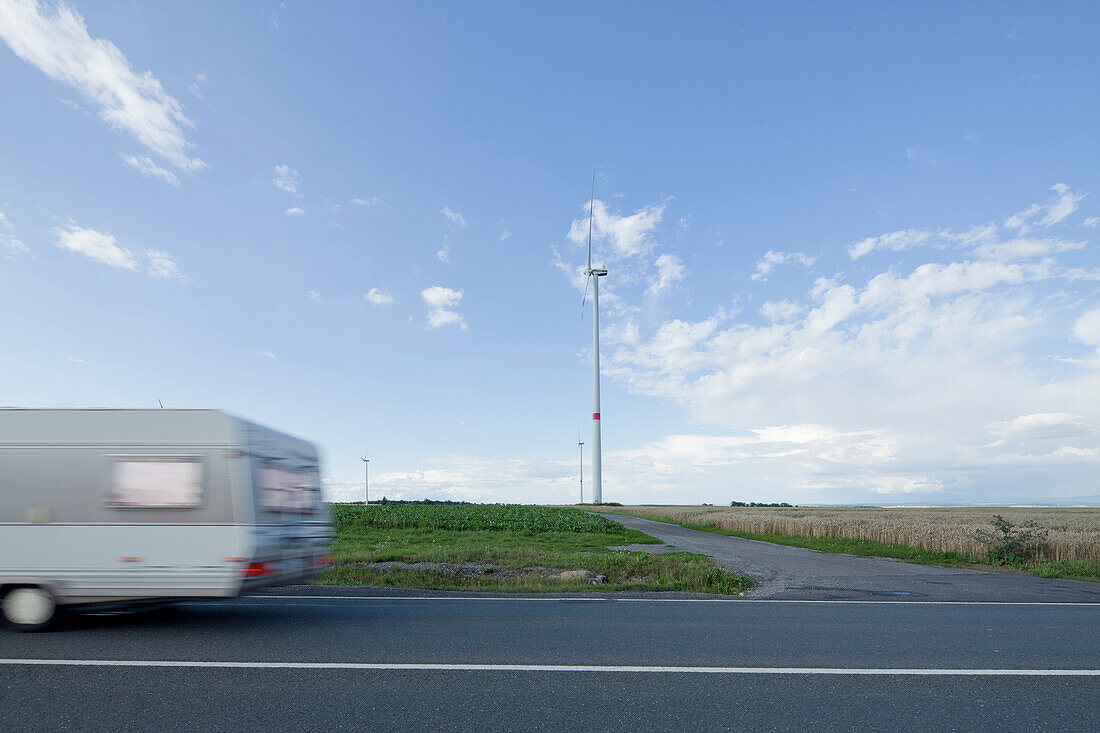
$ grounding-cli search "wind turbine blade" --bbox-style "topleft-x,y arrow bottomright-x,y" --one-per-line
581,273 -> 591,317
586,169 -> 595,271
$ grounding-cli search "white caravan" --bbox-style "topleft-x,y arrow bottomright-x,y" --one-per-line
0,409 -> 332,630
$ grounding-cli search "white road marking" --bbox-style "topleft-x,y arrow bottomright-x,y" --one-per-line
1,659 -> 1096,675
239,596 -> 612,602
236,596 -> 1100,606
619,599 -> 1100,606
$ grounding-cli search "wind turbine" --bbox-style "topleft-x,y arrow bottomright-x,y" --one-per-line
582,171 -> 607,504
577,439 -> 584,504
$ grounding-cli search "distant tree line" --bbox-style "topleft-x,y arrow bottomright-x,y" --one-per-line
728,501 -> 794,507
333,498 -> 478,506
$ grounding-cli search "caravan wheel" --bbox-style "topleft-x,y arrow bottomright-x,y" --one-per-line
2,586 -> 58,631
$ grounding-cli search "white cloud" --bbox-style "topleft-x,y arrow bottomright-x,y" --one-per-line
751,250 -> 815,281
0,0 -> 205,171
980,413 -> 1095,461
557,196 -> 681,320
188,72 -> 205,97
849,229 -> 933,260
760,299 -> 801,322
647,253 -> 686,295
568,199 -> 665,258
270,1 -> 285,30
1062,267 -> 1100,282
421,286 -> 467,330
320,426 -> 924,505
273,164 -> 301,195
1005,183 -> 1085,233
905,146 -> 936,162
284,206 -> 305,216
54,224 -> 136,269
120,153 -> 179,185
54,222 -> 184,278
351,197 -> 380,207
589,186 -> 1100,504
944,223 -> 1000,248
436,236 -> 451,264
144,249 -> 183,280
256,350 -> 277,360
606,427 -> 924,498
364,288 -> 393,306
1074,308 -> 1100,348
56,95 -> 85,113
440,206 -> 465,229
986,412 -> 1085,439
308,290 -> 322,302
971,237 -> 1085,262
606,320 -> 641,346
0,213 -> 29,253
323,455 -> 579,504
1083,217 -> 1099,228
499,229 -> 512,241
551,245 -> 588,293
3,236 -> 30,254
849,185 -> 1087,260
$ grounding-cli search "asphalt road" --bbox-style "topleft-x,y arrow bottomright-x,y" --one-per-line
3,595 -> 1098,731
603,512 -> 1100,602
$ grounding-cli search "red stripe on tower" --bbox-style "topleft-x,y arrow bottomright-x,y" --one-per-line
593,413 -> 601,420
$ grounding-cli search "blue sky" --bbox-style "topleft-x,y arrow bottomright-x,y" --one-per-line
2,0 -> 1098,505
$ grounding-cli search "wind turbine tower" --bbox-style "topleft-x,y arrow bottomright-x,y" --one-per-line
582,172 -> 607,503
578,439 -> 584,504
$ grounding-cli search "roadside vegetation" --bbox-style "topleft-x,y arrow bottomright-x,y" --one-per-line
319,503 -> 750,594
602,506 -> 1100,582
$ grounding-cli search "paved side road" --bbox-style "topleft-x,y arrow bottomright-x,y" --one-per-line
602,512 -> 1100,602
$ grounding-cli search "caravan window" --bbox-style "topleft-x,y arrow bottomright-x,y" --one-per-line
258,464 -> 320,513
109,457 -> 204,508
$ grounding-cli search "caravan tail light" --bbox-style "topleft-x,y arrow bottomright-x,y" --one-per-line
241,562 -> 276,577
313,554 -> 333,566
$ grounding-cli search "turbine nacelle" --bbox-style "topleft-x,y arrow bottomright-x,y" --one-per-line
581,267 -> 606,311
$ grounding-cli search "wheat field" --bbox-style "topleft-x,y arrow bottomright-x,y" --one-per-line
616,506 -> 1100,562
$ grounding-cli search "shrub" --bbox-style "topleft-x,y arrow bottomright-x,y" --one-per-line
974,514 -> 1050,566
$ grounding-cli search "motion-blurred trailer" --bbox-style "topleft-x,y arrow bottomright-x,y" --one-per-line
0,409 -> 332,630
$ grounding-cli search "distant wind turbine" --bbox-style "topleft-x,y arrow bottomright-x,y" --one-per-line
582,171 -> 607,503
578,439 -> 584,504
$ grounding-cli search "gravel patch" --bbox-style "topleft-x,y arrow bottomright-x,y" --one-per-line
607,543 -> 681,554
346,561 -> 607,585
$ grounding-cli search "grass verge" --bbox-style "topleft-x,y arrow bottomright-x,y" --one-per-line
318,504 -> 750,594
602,509 -> 1100,583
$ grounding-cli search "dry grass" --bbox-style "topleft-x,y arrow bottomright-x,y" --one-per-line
613,506 -> 1100,562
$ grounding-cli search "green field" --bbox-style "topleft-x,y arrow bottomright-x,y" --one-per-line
318,504 -> 750,594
